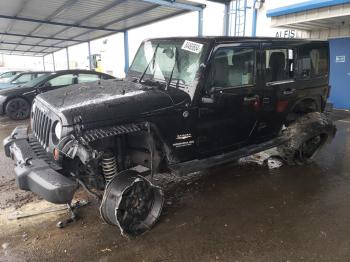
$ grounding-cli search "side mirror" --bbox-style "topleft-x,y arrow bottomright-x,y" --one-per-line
40,82 -> 51,89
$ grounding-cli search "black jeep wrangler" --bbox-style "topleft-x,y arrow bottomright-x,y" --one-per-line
4,37 -> 336,236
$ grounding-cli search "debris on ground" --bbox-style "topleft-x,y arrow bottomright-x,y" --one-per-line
267,157 -> 284,169
238,148 -> 284,169
1,242 -> 9,249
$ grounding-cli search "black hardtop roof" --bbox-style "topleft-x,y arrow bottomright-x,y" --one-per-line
145,36 -> 328,44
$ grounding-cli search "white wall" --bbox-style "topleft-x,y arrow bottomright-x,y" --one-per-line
255,0 -> 310,38
1,55 -> 44,71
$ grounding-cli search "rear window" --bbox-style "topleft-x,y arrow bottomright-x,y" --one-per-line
78,73 -> 100,83
298,45 -> 328,79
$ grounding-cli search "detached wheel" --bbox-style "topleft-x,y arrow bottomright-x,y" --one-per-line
5,98 -> 30,120
100,170 -> 164,236
277,112 -> 336,165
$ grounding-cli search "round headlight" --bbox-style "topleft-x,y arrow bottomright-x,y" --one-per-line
54,121 -> 62,140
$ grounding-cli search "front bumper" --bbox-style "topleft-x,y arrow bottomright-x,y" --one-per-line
3,126 -> 77,204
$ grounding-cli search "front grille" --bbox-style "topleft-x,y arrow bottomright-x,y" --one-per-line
32,106 -> 52,148
28,136 -> 61,170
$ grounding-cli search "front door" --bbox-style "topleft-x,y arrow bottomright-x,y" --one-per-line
197,43 -> 260,155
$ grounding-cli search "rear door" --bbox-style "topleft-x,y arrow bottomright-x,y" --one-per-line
258,43 -> 298,138
197,42 -> 260,155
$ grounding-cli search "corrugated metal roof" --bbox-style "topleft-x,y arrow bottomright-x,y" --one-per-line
0,0 -> 205,56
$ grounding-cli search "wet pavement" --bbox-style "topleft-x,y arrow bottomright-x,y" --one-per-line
1,111 -> 350,261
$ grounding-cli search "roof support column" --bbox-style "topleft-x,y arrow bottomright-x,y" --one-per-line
124,30 -> 129,75
42,56 -> 46,71
66,47 -> 70,69
252,0 -> 258,37
223,2 -> 230,36
87,41 -> 92,70
52,53 -> 56,71
198,9 -> 203,37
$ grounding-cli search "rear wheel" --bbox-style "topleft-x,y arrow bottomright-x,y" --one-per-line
277,112 -> 336,165
5,98 -> 30,120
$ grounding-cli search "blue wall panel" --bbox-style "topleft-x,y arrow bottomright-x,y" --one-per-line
329,38 -> 350,109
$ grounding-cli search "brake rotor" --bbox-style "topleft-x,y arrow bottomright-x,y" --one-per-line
100,170 -> 164,236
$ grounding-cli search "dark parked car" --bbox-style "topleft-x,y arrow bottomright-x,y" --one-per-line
0,70 -> 114,120
0,71 -> 49,89
4,37 -> 336,236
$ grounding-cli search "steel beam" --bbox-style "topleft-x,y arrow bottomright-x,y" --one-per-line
0,52 -> 44,57
198,9 -> 203,37
52,53 -> 56,71
223,2 -> 230,36
87,41 -> 92,70
0,48 -> 51,54
64,5 -> 159,42
252,0 -> 257,36
43,56 -> 46,70
29,0 -> 81,35
66,48 -> 70,69
0,41 -> 61,49
0,32 -> 83,42
0,15 -> 121,32
123,10 -> 188,31
141,0 -> 205,11
124,31 -> 129,74
36,0 -> 128,48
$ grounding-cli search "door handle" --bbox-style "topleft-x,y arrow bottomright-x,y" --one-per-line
283,89 -> 296,95
243,96 -> 258,102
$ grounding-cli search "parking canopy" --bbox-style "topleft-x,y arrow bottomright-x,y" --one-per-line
0,0 -> 205,57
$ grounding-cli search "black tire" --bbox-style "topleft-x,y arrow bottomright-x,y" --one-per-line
5,97 -> 31,120
277,112 -> 336,165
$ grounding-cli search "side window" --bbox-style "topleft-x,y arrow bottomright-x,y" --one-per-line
13,74 -> 33,83
265,49 -> 294,82
78,73 -> 100,83
212,47 -> 255,88
298,46 -> 328,78
47,74 -> 75,87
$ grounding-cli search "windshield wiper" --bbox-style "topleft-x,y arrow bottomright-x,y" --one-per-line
138,44 -> 159,84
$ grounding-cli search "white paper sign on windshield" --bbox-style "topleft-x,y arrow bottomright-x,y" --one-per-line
181,40 -> 203,54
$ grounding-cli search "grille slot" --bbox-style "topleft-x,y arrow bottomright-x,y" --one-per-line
33,107 -> 52,148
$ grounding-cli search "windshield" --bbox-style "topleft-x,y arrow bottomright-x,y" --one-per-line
129,39 -> 208,97
22,73 -> 52,88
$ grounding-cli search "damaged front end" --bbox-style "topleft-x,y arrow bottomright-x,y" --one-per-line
3,126 -> 77,204
4,96 -> 165,236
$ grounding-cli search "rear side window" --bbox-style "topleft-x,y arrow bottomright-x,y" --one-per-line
78,73 -> 100,83
48,74 -> 76,87
13,73 -> 33,83
211,47 -> 255,88
298,46 -> 328,78
264,48 -> 295,82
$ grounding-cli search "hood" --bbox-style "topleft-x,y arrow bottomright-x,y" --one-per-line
0,83 -> 17,89
37,79 -> 191,127
0,84 -> 30,94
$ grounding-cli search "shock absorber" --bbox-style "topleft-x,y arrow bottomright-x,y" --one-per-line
102,152 -> 118,183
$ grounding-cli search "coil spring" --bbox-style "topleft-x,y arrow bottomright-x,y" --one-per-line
102,152 -> 117,183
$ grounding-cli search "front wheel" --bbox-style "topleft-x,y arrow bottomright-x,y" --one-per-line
277,112 -> 336,165
5,98 -> 31,120
100,170 -> 164,236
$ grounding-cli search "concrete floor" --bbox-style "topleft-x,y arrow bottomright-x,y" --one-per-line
1,111 -> 350,262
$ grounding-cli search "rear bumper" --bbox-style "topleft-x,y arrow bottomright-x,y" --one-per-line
3,126 -> 77,204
